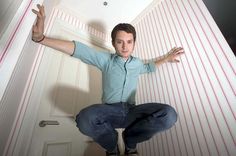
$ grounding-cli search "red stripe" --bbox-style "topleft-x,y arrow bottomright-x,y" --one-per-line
187,0 -> 236,121
148,8 -> 182,154
173,0 -> 227,155
0,0 -> 33,64
170,0 -> 221,155
134,38 -> 142,105
148,10 -> 168,103
137,22 -> 164,155
165,1 -> 213,155
160,2 -> 206,156
170,0 -> 216,155
189,0 -> 236,135
140,23 -> 152,154
143,16 -> 171,156
5,7 -> 58,155
136,22 -> 145,153
144,14 -> 161,101
3,0 -> 34,153
155,4 -> 188,155
179,0 -> 233,153
143,24 -> 155,154
138,21 -> 151,102
144,12 -> 177,156
194,0 -> 236,78
156,4 -> 196,156
140,20 -> 169,156
135,24 -> 145,105
137,23 -> 146,105
151,7 -> 173,156
142,18 -> 157,102
151,6 -> 187,156
136,17 -> 163,156
156,5 -> 191,156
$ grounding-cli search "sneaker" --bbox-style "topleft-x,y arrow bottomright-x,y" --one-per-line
124,147 -> 138,156
106,151 -> 120,156
106,146 -> 120,156
122,132 -> 138,156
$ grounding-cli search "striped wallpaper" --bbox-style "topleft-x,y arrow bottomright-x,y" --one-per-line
54,8 -> 110,43
2,0 -> 235,155
132,0 -> 236,156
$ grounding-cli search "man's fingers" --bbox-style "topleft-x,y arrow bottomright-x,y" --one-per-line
170,47 -> 177,52
169,47 -> 184,55
167,47 -> 185,63
39,5 -> 45,17
32,4 -> 45,19
37,4 -> 41,9
175,47 -> 183,52
32,9 -> 39,15
32,9 -> 42,18
170,47 -> 183,53
174,59 -> 180,63
173,47 -> 184,55
42,5 -> 45,17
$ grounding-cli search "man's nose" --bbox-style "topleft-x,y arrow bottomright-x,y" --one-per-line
122,43 -> 126,49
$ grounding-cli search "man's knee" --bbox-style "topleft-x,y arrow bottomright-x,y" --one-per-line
164,105 -> 178,128
152,104 -> 177,129
75,106 -> 98,134
75,108 -> 88,132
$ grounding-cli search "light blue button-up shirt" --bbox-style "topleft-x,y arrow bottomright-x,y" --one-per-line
73,41 -> 156,104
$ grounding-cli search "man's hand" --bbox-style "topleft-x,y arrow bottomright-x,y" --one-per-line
32,4 -> 45,42
165,47 -> 185,63
31,4 -> 74,54
154,47 -> 185,66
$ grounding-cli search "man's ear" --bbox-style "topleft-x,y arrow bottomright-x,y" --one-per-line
112,41 -> 115,47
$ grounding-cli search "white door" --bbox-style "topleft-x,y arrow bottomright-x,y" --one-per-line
27,35 -> 108,156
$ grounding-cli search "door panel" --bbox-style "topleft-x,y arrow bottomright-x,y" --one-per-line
42,141 -> 72,156
28,21 -> 107,156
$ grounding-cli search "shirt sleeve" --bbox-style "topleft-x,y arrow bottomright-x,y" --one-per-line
72,41 -> 110,71
140,61 -> 156,74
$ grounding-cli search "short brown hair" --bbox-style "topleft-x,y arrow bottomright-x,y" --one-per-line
111,23 -> 136,43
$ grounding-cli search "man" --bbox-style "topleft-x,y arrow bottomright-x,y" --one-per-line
32,4 -> 184,156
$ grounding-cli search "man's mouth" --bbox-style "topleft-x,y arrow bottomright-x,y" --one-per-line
122,51 -> 128,53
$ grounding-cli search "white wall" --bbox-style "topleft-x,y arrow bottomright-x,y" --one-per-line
0,0 -> 23,37
132,0 -> 236,156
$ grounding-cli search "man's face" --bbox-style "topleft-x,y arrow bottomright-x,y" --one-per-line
112,30 -> 135,60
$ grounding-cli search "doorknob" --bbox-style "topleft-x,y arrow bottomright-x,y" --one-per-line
39,120 -> 59,127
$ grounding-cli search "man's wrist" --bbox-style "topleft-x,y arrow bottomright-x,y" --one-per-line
164,52 -> 170,62
32,35 -> 45,43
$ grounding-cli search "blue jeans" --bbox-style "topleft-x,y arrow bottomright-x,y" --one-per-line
75,102 -> 177,151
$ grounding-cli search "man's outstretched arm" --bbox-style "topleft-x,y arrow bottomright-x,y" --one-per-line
32,4 -> 74,55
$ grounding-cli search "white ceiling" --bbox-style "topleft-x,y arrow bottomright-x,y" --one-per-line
58,0 -> 155,32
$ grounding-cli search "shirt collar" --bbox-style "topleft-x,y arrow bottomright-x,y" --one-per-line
114,53 -> 133,64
